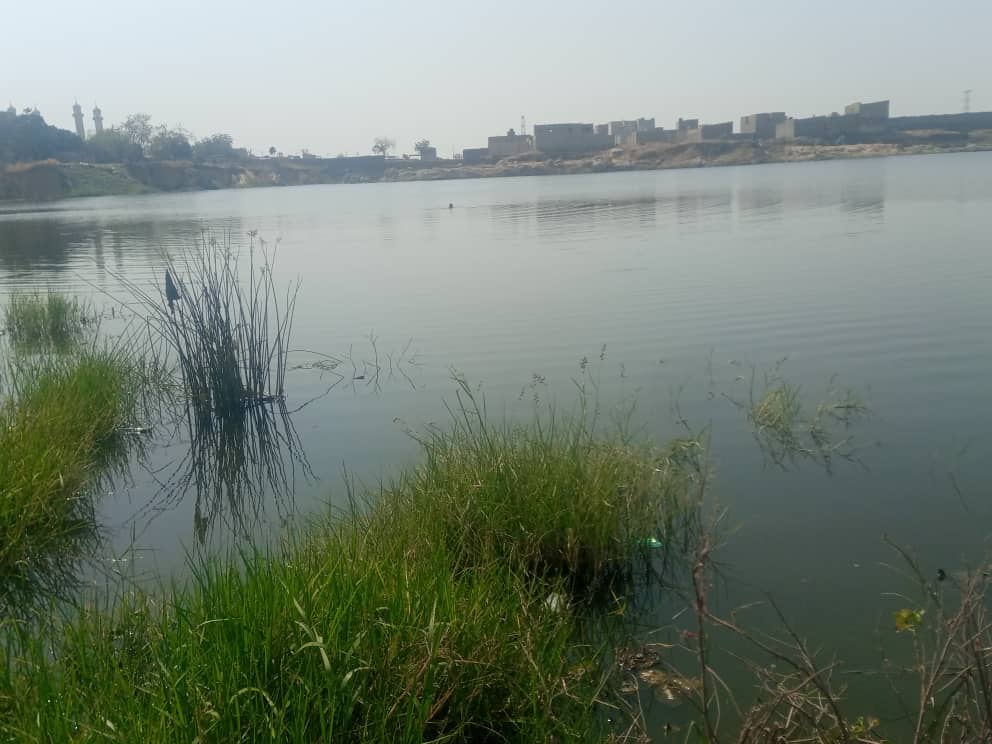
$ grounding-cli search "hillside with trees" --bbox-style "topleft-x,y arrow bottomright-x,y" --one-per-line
1,107 -> 247,167
0,108 -> 82,164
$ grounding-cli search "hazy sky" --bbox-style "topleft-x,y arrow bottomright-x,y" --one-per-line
5,0 -> 989,157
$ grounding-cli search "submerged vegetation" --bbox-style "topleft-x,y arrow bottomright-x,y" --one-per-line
2,291 -> 91,352
730,360 -> 870,471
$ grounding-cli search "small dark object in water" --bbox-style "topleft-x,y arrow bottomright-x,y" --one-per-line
936,568 -> 947,582
448,203 -> 453,209
165,270 -> 181,313
353,374 -> 365,381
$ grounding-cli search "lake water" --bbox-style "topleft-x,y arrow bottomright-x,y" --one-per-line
2,152 -> 991,725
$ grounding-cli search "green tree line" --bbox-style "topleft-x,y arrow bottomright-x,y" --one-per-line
0,108 -> 249,165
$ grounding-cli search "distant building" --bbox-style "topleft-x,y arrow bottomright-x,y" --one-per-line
634,128 -> 678,145
775,99 -> 890,141
92,105 -> 104,135
419,145 -> 438,161
681,121 -> 734,142
888,111 -> 992,132
776,115 -> 858,141
533,123 -> 613,154
844,100 -> 890,120
739,112 -> 786,139
609,118 -> 656,142
676,117 -> 699,132
487,130 -> 533,160
462,147 -> 489,164
72,102 -> 85,140
613,127 -> 676,146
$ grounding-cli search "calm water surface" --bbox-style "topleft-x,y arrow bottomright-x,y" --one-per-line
2,152 -> 990,721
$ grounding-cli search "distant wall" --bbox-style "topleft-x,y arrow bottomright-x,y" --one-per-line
487,134 -> 533,160
740,112 -> 786,138
609,118 -> 655,138
619,128 -> 678,146
681,122 -> 733,142
637,128 -> 678,144
533,124 -> 613,154
462,147 -> 489,164
304,155 -> 386,180
845,100 -> 890,119
777,115 -> 859,140
889,111 -> 992,132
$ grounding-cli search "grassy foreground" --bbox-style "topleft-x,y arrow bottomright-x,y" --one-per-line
0,352 -> 136,608
0,393 -> 696,742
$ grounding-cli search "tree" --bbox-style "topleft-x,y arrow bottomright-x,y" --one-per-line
85,130 -> 143,163
148,126 -> 192,160
414,139 -> 432,157
119,113 -> 153,150
192,133 -> 242,162
268,146 -> 276,156
0,109 -> 82,164
372,137 -> 395,157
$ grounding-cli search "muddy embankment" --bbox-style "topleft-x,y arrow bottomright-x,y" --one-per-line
4,135 -> 991,201
0,156 -> 387,201
384,137 -> 992,183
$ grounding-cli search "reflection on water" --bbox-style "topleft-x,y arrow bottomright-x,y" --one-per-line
0,220 -> 75,272
143,399 -> 312,544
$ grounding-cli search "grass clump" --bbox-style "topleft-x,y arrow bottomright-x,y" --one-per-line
730,361 -> 869,471
0,352 -> 136,609
3,292 -> 91,352
397,381 -> 699,589
120,233 -> 298,425
0,391 -> 696,741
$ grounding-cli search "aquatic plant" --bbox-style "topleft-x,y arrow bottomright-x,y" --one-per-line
390,377 -> 702,591
3,291 -> 91,352
726,360 -> 869,471
0,389 -> 704,741
144,396 -> 312,544
121,232 -> 298,425
0,351 -> 138,613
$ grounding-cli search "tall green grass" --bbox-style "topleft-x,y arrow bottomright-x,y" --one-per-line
3,292 -> 91,352
393,380 -> 700,590
0,352 -> 137,610
0,392 -> 697,741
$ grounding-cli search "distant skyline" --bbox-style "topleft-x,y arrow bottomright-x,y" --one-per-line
4,0 -> 989,157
